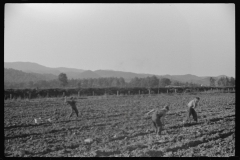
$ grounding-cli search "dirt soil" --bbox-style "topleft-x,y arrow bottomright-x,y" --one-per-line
4,93 -> 235,157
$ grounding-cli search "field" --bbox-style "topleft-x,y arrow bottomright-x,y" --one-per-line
4,92 -> 235,157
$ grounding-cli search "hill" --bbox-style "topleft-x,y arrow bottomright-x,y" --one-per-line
4,62 -> 85,79
78,70 -> 101,79
4,61 -> 231,85
4,68 -> 57,83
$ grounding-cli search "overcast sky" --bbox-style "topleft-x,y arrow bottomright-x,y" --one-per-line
4,3 -> 235,77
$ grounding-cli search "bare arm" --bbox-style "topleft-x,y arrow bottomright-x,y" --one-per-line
146,109 -> 155,115
161,116 -> 165,126
64,97 -> 71,105
64,96 -> 67,104
64,97 -> 76,104
160,109 -> 169,127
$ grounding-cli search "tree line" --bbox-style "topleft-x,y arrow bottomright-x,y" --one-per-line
4,73 -> 235,89
209,77 -> 235,87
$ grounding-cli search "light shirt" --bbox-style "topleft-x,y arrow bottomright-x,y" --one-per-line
187,99 -> 198,109
153,108 -> 169,125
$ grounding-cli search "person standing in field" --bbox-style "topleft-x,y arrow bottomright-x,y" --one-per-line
64,96 -> 79,119
183,97 -> 200,125
146,105 -> 170,136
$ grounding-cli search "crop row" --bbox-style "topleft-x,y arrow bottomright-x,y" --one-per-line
4,93 -> 235,157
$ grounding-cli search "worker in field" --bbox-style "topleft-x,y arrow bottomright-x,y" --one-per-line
146,105 -> 170,136
64,96 -> 79,119
183,97 -> 200,125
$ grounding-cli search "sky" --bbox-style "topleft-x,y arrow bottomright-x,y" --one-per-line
4,3 -> 235,77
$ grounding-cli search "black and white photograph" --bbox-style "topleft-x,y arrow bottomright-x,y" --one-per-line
4,3 -> 235,157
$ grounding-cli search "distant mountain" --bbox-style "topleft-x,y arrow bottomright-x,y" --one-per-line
56,67 -> 85,79
78,70 -> 101,79
4,62 -> 61,75
4,61 -> 231,85
55,67 -> 85,73
4,68 -> 57,83
4,62 -> 85,79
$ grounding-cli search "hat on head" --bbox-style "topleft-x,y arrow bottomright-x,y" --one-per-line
164,105 -> 169,110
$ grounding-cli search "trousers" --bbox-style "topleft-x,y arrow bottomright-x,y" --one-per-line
69,107 -> 79,117
152,111 -> 164,135
185,107 -> 198,122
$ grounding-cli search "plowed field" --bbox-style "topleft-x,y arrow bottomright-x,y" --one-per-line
4,93 -> 235,157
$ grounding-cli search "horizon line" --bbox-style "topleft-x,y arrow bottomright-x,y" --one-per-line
4,61 -> 235,78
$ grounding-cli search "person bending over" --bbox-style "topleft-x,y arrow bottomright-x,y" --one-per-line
64,96 -> 79,119
184,97 -> 200,125
146,105 -> 170,136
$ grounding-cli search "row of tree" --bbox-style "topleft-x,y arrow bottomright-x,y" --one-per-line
58,73 -> 202,88
4,73 -> 235,89
209,77 -> 235,87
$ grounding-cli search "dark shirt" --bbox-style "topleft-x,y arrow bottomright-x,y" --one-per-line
66,100 -> 77,109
